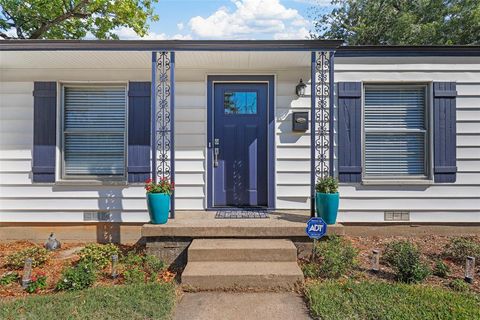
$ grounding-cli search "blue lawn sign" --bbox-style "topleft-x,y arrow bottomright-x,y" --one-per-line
306,217 -> 327,239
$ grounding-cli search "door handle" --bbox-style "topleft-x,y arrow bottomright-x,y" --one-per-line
214,147 -> 220,167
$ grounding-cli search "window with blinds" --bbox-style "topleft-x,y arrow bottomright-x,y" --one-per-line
364,85 -> 428,178
63,85 -> 127,179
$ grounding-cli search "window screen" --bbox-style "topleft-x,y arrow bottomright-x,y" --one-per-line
364,86 -> 428,178
63,86 -> 126,178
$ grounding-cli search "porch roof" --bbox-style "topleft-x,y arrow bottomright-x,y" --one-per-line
0,39 -> 343,51
1,40 -> 479,57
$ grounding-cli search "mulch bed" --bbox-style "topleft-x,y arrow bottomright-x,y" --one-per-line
344,235 -> 480,293
2,235 -> 479,298
0,241 -> 175,299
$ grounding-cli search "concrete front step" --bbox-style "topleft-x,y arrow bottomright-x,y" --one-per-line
181,261 -> 304,290
141,211 -> 345,238
188,239 -> 298,262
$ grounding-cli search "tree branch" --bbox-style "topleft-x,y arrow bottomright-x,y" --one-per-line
2,9 -> 26,39
29,0 -> 90,39
62,0 -> 70,12
1,9 -> 12,21
0,31 -> 13,39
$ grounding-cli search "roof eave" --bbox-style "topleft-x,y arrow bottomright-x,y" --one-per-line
336,45 -> 480,57
0,39 -> 344,51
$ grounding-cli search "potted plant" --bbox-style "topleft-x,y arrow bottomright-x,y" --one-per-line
145,177 -> 174,224
315,176 -> 339,225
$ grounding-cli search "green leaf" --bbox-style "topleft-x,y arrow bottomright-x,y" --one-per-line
0,0 -> 159,39
311,0 -> 480,45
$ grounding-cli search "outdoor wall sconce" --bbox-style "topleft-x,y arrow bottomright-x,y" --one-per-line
371,249 -> 380,273
465,256 -> 475,283
22,258 -> 33,288
292,112 -> 309,132
295,78 -> 307,97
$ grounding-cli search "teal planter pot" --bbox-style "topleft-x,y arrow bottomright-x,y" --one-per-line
147,193 -> 170,224
315,192 -> 339,225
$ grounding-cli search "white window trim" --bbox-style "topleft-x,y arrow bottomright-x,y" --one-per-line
56,82 -> 129,184
361,82 -> 434,185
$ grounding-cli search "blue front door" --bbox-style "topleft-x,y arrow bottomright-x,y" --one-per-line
213,83 -> 268,207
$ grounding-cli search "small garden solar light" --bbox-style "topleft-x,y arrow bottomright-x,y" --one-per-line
21,258 -> 33,288
465,256 -> 475,283
371,249 -> 380,273
295,79 -> 307,97
111,254 -> 118,279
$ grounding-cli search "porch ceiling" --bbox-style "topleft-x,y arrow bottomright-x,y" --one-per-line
0,51 -> 311,70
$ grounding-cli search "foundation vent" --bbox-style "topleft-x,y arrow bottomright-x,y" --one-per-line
83,211 -> 111,222
384,211 -> 410,222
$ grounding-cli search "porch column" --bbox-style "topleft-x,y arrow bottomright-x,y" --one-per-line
151,51 -> 175,218
310,51 -> 335,217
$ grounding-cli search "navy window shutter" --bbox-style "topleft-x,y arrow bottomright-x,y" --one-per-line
433,82 -> 457,183
128,82 -> 151,183
32,82 -> 57,183
337,82 -> 362,183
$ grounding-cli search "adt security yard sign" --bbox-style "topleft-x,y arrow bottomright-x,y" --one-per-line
306,217 -> 327,239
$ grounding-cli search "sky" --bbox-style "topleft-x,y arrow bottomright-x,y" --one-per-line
117,0 -> 333,40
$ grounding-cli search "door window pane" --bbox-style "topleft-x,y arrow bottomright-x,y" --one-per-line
224,92 -> 257,114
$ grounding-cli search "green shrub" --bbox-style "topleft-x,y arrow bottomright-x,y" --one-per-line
383,240 -> 430,283
26,273 -> 47,294
124,267 -> 145,285
302,263 -> 319,278
0,272 -> 19,286
78,243 -> 120,269
433,260 -> 450,278
314,236 -> 358,278
121,251 -> 144,267
121,252 -> 165,284
144,255 -> 166,274
449,279 -> 470,292
443,237 -> 480,263
315,177 -> 339,194
5,246 -> 49,269
122,251 -> 165,271
56,261 -> 97,291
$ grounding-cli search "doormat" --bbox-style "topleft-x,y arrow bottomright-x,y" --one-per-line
215,210 -> 269,219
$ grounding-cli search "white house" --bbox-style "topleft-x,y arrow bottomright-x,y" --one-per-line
0,40 -> 479,233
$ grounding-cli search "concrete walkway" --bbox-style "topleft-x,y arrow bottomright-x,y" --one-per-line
173,292 -> 312,320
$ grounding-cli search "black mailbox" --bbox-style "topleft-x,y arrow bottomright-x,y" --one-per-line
292,112 -> 308,132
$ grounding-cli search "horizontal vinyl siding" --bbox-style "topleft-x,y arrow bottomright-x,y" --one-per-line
0,75 -> 207,222
1,57 -> 480,223
276,74 -> 341,209
0,69 -> 312,216
172,81 -> 206,209
334,58 -> 480,222
275,71 -> 313,209
0,81 -> 139,221
275,60 -> 480,218
0,83 -> 33,152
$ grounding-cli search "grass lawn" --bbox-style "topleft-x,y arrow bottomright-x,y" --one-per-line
0,282 -> 175,320
306,280 -> 480,320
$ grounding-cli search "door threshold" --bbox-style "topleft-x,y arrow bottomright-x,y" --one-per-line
207,207 -> 272,212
